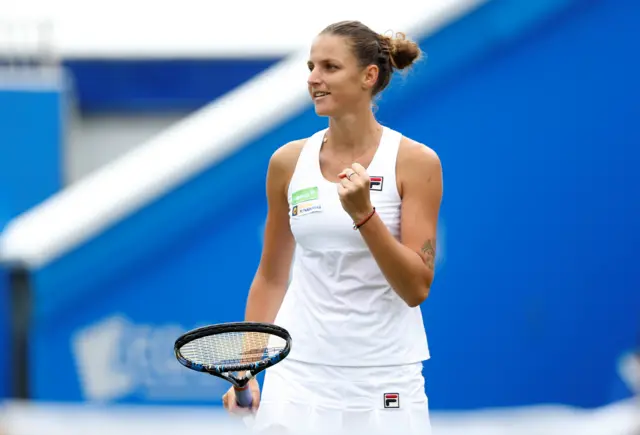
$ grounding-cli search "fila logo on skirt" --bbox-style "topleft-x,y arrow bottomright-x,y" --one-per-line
383,392 -> 399,408
369,176 -> 384,191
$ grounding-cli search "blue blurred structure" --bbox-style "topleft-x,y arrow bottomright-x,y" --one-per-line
0,69 -> 68,399
0,78 -> 66,219
64,58 -> 281,113
0,0 -> 638,415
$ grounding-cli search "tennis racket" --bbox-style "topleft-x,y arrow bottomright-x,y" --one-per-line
174,321 -> 292,408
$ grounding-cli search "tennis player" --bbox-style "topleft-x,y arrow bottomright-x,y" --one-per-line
223,20 -> 443,435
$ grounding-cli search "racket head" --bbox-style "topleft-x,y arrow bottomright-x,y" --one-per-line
174,321 -> 291,386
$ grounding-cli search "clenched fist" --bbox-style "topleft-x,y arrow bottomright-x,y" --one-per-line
337,163 -> 375,224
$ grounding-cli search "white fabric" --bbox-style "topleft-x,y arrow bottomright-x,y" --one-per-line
251,358 -> 432,435
274,126 -> 430,367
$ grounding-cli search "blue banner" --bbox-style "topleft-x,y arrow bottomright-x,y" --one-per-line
27,0 -> 640,410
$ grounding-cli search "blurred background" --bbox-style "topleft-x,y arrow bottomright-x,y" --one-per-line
0,0 -> 638,433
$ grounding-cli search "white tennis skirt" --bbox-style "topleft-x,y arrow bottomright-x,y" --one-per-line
247,358 -> 431,435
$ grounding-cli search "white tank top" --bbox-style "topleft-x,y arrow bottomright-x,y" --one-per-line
273,126 -> 430,367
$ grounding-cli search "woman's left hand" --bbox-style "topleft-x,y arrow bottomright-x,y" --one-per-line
337,163 -> 374,223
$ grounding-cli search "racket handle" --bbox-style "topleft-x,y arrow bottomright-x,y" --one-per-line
234,385 -> 253,408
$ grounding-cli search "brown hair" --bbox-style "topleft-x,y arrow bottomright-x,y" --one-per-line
321,20 -> 422,96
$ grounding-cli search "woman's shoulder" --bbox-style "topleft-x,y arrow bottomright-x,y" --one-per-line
269,138 -> 308,174
397,134 -> 439,162
396,134 -> 443,195
270,128 -> 327,169
397,134 -> 442,173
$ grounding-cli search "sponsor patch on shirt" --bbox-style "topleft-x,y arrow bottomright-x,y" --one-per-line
292,201 -> 322,216
291,187 -> 322,216
369,176 -> 384,191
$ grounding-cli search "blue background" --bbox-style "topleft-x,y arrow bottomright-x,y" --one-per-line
2,0 -> 638,409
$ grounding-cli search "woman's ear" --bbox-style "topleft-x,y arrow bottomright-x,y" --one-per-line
362,64 -> 379,91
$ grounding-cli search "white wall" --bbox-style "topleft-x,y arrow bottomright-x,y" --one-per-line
0,0 -> 480,58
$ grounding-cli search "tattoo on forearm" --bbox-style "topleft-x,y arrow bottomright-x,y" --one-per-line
421,239 -> 436,271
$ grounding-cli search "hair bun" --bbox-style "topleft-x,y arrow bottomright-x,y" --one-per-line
383,32 -> 421,70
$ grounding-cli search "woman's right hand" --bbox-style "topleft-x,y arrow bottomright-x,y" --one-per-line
222,378 -> 261,415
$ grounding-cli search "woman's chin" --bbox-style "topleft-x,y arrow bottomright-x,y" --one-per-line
313,99 -> 337,117
314,105 -> 334,117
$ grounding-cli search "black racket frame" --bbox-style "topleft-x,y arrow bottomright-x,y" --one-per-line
174,321 -> 292,387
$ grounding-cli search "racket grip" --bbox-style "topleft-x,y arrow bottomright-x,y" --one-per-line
234,385 -> 253,408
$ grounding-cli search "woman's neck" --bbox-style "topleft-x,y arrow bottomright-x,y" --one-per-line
326,109 -> 382,155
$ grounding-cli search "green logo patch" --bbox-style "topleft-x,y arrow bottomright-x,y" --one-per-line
292,187 -> 319,205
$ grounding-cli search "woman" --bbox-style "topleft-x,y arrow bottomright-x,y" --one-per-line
223,20 -> 443,434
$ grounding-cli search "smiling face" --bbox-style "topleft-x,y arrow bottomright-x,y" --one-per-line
307,33 -> 379,117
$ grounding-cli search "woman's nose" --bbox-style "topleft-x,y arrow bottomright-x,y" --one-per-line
307,69 -> 321,86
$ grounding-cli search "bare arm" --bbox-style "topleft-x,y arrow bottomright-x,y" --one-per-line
244,140 -> 303,323
224,142 -> 303,412
355,139 -> 443,307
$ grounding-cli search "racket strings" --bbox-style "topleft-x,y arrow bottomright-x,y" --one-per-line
179,331 -> 286,368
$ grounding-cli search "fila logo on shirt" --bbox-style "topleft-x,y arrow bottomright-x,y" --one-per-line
369,176 -> 384,191
383,392 -> 399,408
